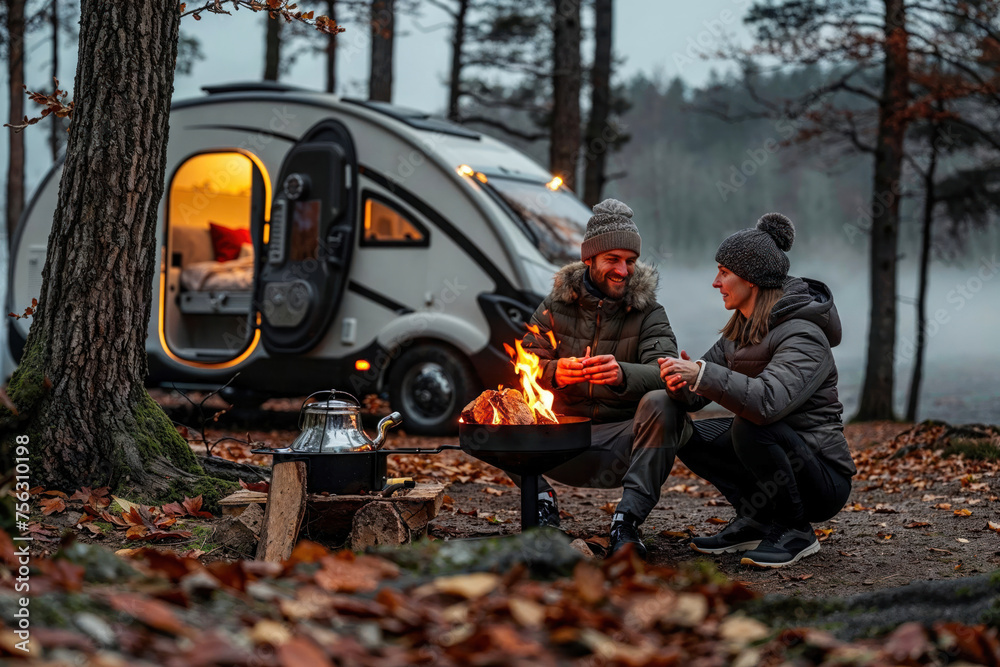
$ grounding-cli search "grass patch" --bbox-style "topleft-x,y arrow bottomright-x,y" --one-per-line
945,438 -> 1000,461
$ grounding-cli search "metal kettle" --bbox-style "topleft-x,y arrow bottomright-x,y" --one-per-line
290,390 -> 402,454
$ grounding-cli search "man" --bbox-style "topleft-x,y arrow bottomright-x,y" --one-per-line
518,198 -> 691,558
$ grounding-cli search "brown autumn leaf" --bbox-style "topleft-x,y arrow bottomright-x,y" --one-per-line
285,540 -> 330,568
430,572 -> 500,599
933,503 -> 953,510
41,490 -> 69,498
574,561 -> 606,605
483,487 -> 505,496
954,508 -> 973,517
40,498 -> 67,515
659,530 -> 690,539
239,478 -> 269,493
160,501 -> 186,517
904,521 -> 931,528
36,558 -> 84,592
182,495 -> 213,519
108,593 -> 192,636
987,521 -> 1000,533
133,548 -> 201,581
82,523 -> 104,536
814,528 -> 834,541
132,530 -> 194,543
314,553 -> 398,593
126,525 -> 149,540
276,637 -> 333,667
792,573 -> 814,581
706,517 -> 730,525
599,501 -> 617,515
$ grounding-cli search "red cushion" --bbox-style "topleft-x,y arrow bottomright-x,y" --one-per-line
209,222 -> 251,262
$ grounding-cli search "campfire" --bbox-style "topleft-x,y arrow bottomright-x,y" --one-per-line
461,324 -> 560,426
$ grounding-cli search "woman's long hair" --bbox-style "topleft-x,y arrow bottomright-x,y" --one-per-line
721,286 -> 784,347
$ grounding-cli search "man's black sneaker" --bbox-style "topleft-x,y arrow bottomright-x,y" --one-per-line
608,512 -> 647,559
740,524 -> 819,568
690,515 -> 769,555
537,491 -> 560,528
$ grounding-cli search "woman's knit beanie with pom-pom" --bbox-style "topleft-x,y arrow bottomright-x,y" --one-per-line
714,213 -> 795,288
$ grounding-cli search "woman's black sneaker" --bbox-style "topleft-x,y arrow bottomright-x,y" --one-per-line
609,512 -> 647,559
537,491 -> 560,528
690,515 -> 769,555
740,524 -> 819,568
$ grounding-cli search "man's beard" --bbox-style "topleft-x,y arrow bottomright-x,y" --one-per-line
592,268 -> 630,298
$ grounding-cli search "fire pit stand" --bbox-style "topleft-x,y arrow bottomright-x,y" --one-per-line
458,417 -> 591,530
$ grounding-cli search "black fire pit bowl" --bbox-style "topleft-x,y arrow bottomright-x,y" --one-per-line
458,416 -> 591,531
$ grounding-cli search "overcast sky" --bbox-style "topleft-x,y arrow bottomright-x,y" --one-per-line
1,1 -> 751,202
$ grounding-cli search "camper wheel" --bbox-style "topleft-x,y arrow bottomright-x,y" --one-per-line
388,343 -> 478,436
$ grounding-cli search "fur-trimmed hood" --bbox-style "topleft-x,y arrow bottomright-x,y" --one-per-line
549,261 -> 660,311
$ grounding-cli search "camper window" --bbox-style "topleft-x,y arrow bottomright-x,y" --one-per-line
487,177 -> 588,265
361,196 -> 429,247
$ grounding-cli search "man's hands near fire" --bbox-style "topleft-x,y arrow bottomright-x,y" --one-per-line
555,349 -> 624,387
659,351 -> 701,391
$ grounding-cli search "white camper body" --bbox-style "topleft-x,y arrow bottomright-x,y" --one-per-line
8,82 -> 591,434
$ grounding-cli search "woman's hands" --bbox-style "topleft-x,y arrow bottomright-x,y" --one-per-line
659,350 -> 701,392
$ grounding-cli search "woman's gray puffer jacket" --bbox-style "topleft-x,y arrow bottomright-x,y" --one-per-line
670,276 -> 856,477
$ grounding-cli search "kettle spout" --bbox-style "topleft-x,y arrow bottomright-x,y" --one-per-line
372,412 -> 403,449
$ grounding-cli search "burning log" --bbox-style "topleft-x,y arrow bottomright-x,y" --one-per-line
462,388 -> 545,426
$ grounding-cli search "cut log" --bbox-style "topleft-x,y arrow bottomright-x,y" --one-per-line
214,502 -> 265,558
350,502 -> 408,550
463,388 -> 536,425
255,461 -> 307,562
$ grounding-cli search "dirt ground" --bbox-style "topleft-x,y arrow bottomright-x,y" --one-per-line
104,391 -> 1000,599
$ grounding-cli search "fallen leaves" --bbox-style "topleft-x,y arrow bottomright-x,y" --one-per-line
953,508 -> 973,517
904,521 -> 931,529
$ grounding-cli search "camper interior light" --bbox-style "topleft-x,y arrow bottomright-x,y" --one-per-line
457,164 -> 475,176
355,359 -> 371,371
546,176 -> 563,190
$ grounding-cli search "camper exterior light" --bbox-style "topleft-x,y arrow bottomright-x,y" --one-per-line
475,172 -> 488,183
457,164 -> 475,176
355,359 -> 371,371
546,176 -> 563,190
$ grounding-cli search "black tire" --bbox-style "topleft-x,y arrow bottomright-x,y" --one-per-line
388,343 -> 479,436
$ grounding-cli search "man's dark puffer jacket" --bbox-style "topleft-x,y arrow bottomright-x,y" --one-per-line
522,261 -> 677,423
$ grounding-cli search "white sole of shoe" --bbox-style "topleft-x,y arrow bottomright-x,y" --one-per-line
739,540 -> 821,568
689,539 -> 762,555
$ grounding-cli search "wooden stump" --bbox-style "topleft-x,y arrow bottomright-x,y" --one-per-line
255,461 -> 307,562
350,503 -> 408,550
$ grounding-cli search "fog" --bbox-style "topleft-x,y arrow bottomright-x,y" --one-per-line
657,249 -> 1000,424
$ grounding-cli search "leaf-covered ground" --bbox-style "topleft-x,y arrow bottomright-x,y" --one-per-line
3,391 -> 999,664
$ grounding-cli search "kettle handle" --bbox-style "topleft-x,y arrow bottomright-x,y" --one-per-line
297,389 -> 361,431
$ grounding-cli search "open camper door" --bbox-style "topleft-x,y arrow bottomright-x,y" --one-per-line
257,120 -> 358,354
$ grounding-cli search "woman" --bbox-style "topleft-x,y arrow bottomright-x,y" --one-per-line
659,213 -> 855,568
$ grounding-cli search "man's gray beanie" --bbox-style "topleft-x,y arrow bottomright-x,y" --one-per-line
714,212 -> 795,288
581,198 -> 642,261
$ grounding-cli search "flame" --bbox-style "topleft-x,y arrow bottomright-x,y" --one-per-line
491,404 -> 501,425
506,338 -> 558,424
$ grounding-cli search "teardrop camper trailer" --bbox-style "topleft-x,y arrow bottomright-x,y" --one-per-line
7,82 -> 592,435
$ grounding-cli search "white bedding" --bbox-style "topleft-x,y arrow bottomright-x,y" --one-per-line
180,255 -> 254,292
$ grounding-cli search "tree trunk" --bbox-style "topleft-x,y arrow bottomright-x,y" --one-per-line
446,0 -> 470,121
6,0 -> 26,242
583,0 -> 612,207
50,0 -> 62,162
369,0 -> 395,102
854,0 -> 909,422
264,12 -> 282,81
905,123 -> 939,422
325,0 -> 337,93
550,0 -> 581,192
1,1 -> 231,509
